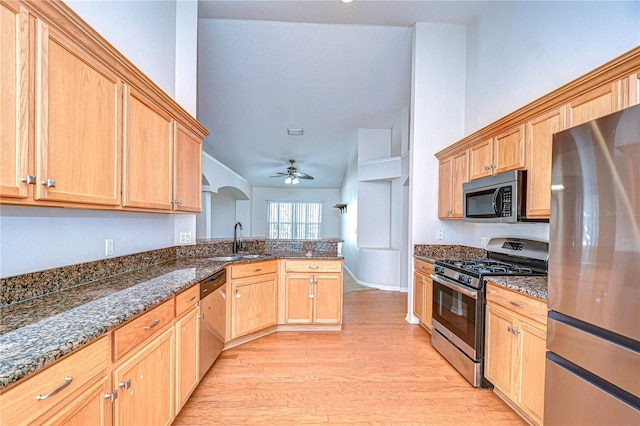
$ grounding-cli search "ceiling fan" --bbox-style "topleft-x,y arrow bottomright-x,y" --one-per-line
269,159 -> 314,184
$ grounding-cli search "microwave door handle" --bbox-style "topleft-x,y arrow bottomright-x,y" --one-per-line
492,188 -> 501,216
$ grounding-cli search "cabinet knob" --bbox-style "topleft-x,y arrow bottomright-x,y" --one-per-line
104,390 -> 118,402
118,379 -> 131,390
20,175 -> 36,185
41,178 -> 56,188
484,166 -> 489,170
446,210 -> 452,215
235,289 -> 241,298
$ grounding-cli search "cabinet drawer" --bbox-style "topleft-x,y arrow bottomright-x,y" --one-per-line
113,298 -> 175,361
284,260 -> 342,273
175,285 -> 199,318
486,283 -> 547,324
230,260 -> 277,279
414,258 -> 433,276
0,335 -> 109,426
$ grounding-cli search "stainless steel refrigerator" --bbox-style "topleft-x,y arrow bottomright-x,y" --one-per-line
546,104 -> 640,424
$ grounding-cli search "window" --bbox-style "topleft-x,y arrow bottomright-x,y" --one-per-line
266,201 -> 322,239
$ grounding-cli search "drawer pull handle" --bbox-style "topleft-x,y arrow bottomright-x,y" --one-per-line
507,326 -> 521,335
36,377 -> 73,400
185,295 -> 197,302
308,265 -> 319,269
143,319 -> 160,330
509,300 -> 525,308
251,268 -> 262,272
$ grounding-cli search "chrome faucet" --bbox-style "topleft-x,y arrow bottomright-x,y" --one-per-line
233,222 -> 243,254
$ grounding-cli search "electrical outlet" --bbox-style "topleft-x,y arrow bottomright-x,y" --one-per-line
179,232 -> 192,244
105,239 -> 114,256
481,236 -> 487,247
436,230 -> 444,241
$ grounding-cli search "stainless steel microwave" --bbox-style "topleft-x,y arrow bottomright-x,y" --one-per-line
462,170 -> 542,223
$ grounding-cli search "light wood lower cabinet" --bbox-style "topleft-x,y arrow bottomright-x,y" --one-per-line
282,260 -> 343,325
112,326 -> 175,426
412,259 -> 433,331
484,283 -> 547,426
175,305 -> 199,413
228,261 -> 278,340
41,375 -> 112,426
0,335 -> 110,426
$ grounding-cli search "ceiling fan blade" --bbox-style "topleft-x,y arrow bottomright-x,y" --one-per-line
269,173 -> 289,177
296,174 -> 314,180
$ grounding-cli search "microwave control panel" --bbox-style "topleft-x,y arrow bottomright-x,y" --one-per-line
500,187 -> 512,216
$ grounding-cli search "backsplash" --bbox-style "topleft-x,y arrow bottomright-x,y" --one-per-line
0,247 -> 176,306
2,238 -> 343,306
413,244 -> 486,261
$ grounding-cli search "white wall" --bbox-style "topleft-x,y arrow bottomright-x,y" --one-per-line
340,144 -> 360,277
411,2 -> 640,248
1,1 -> 200,278
251,188 -> 341,238
465,1 -> 640,134
0,206 -> 175,277
66,0 -> 178,98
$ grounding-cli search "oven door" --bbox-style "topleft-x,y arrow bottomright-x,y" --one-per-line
431,273 -> 483,361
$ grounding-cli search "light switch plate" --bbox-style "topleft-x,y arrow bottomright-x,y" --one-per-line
436,230 -> 444,241
179,232 -> 192,244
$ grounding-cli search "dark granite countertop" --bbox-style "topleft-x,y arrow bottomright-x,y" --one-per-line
484,275 -> 548,301
0,254 -> 342,390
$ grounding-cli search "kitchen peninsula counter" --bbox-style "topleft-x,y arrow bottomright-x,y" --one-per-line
0,252 -> 342,390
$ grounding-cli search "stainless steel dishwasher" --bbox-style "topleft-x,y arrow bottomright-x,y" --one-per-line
199,269 -> 226,380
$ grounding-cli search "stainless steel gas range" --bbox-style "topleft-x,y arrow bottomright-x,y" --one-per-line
430,237 -> 548,387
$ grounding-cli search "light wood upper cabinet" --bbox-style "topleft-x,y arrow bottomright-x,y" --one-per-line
469,138 -> 493,180
567,81 -> 620,126
173,124 -> 202,212
469,125 -> 525,180
35,22 -> 121,206
525,107 -> 566,218
0,1 -> 30,200
621,72 -> 639,108
438,150 -> 468,219
122,86 -> 173,210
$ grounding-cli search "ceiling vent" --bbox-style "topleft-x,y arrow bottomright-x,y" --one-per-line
287,128 -> 304,136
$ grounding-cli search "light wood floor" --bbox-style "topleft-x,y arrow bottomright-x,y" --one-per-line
173,290 -> 525,425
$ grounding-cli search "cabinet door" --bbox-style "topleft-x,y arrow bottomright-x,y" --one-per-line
42,375 -> 112,426
437,157 -> 453,218
36,22 -> 121,206
231,274 -> 278,339
123,86 -> 173,210
469,138 -> 493,180
412,272 -> 425,323
485,305 -> 516,397
450,150 -> 468,218
525,107 -> 566,218
517,320 -> 546,426
0,2 -> 30,199
284,274 -> 314,324
621,72 -> 639,108
424,275 -> 433,332
493,125 -> 525,174
175,306 -> 199,412
567,81 -> 620,126
113,327 -> 175,426
313,274 -> 342,324
174,124 -> 202,212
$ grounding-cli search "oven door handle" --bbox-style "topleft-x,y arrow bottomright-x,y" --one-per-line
430,274 -> 479,300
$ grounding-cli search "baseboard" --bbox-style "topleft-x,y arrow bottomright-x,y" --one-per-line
344,264 -> 406,292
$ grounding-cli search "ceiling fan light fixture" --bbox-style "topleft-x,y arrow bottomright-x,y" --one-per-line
284,176 -> 293,184
287,128 -> 304,136
339,0 -> 355,3
292,177 -> 300,185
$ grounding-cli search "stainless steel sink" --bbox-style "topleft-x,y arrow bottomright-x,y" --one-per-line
207,255 -> 242,262
240,254 -> 265,259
